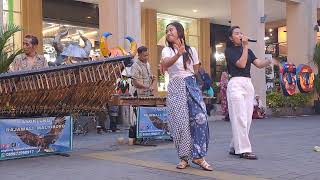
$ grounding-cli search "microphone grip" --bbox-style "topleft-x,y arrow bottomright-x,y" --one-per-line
240,38 -> 257,42
248,39 -> 257,42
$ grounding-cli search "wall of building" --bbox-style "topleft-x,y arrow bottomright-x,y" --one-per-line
22,0 -> 43,53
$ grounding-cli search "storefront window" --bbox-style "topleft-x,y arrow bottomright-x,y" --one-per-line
213,42 -> 227,81
156,13 -> 199,92
278,26 -> 287,56
42,21 -> 99,63
3,0 -> 22,51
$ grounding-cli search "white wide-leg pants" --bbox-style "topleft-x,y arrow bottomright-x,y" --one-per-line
227,77 -> 255,154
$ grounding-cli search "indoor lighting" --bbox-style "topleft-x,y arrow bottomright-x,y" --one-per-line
214,52 -> 225,62
192,9 -> 198,13
83,31 -> 98,36
86,16 -> 92,19
215,44 -> 223,48
140,0 -> 144,2
42,26 -> 60,35
269,29 -> 273,32
264,37 -> 270,41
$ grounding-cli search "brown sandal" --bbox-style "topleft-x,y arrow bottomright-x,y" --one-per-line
176,159 -> 189,169
240,152 -> 258,160
192,158 -> 213,171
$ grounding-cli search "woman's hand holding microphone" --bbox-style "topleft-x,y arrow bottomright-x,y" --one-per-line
241,35 -> 249,47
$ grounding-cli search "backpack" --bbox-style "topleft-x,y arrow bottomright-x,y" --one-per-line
199,70 -> 212,91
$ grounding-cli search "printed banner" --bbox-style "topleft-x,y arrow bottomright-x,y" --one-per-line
136,107 -> 170,139
0,116 -> 72,160
265,54 -> 274,92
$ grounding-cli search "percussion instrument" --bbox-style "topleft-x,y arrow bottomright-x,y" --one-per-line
0,56 -> 132,117
110,95 -> 215,106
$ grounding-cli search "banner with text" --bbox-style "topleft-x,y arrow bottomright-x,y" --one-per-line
0,116 -> 72,160
137,107 -> 170,139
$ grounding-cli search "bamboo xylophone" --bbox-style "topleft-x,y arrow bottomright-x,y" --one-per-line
0,56 -> 132,117
110,95 -> 215,106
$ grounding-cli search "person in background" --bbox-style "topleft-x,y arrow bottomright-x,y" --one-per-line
129,46 -> 156,143
9,35 -> 48,72
96,111 -> 108,134
196,63 -> 214,116
220,71 -> 229,121
252,95 -> 266,119
108,105 -> 120,132
131,46 -> 156,96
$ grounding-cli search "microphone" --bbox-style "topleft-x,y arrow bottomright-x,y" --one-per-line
241,38 -> 257,42
248,39 -> 257,42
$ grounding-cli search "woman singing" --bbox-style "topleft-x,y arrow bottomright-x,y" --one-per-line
161,22 -> 213,171
225,26 -> 273,160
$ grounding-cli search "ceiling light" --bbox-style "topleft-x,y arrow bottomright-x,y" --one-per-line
140,0 -> 144,2
86,16 -> 92,19
192,9 -> 198,13
215,44 -> 223,48
269,29 -> 273,32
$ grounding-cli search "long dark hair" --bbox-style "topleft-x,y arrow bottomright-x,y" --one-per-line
166,22 -> 193,70
226,26 -> 240,48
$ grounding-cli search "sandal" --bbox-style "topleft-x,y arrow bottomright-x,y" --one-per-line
176,159 -> 189,169
240,152 -> 258,160
192,158 -> 213,171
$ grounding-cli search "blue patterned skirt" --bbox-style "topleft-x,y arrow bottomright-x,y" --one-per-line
167,75 -> 210,160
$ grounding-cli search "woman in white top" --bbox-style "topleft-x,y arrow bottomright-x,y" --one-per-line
161,22 -> 212,171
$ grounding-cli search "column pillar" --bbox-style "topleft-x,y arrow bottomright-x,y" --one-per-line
99,0 -> 141,49
199,18 -> 211,74
21,0 -> 43,53
0,0 -> 3,26
141,8 -> 158,95
231,0 -> 266,105
287,0 -> 317,73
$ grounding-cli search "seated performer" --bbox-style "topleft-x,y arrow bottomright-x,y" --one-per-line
9,35 -> 48,72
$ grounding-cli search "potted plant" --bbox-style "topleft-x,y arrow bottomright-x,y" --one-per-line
267,92 -> 313,116
312,43 -> 320,113
0,24 -> 23,73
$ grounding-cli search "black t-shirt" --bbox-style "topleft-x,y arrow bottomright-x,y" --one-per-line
225,46 -> 257,78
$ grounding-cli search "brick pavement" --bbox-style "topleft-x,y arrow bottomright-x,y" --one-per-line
0,115 -> 319,180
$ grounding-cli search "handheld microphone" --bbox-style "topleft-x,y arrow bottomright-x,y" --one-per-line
240,38 -> 257,42
248,39 -> 257,42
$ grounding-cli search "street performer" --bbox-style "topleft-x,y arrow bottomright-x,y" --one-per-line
131,46 -> 156,97
225,26 -> 274,160
9,35 -> 48,72
161,22 -> 212,171
128,46 -> 156,143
